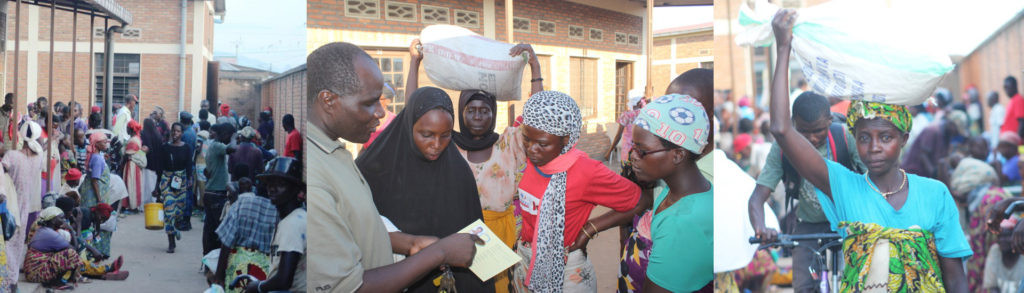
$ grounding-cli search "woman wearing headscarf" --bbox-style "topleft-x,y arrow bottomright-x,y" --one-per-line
356,87 -> 491,293
140,118 -> 163,206
228,126 -> 264,183
765,11 -> 970,291
122,120 -> 147,211
621,94 -> 713,292
155,123 -> 194,253
79,132 -> 111,209
511,91 -> 642,293
449,89 -> 529,292
947,157 -> 1008,292
1,120 -> 45,292
22,207 -> 81,290
403,40 -> 544,293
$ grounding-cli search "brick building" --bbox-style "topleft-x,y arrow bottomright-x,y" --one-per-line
4,0 -> 224,121
652,22 -> 712,94
956,9 -> 1024,134
307,0 -> 653,158
260,64 -> 305,153
217,57 -> 276,121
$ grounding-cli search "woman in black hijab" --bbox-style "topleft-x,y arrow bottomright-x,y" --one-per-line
356,87 -> 490,293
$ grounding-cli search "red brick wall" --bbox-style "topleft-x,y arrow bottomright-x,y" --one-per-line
307,0 -> 642,54
261,69 -> 307,153
4,1 -> 213,122
500,0 -> 642,54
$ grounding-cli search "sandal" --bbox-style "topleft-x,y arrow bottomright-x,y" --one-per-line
49,284 -> 74,291
102,271 -> 129,280
77,276 -> 91,284
112,256 -> 124,272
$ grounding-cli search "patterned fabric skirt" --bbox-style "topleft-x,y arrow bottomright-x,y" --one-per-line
24,248 -> 81,283
80,167 -> 111,209
225,247 -> 271,293
617,210 -> 653,293
513,240 -> 596,293
714,272 -> 741,293
967,188 -> 1009,292
160,170 -> 189,237
79,249 -> 113,278
83,229 -> 113,257
839,221 -> 944,293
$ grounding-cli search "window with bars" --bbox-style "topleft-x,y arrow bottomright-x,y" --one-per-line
373,56 -> 406,113
700,61 -> 713,69
538,21 -> 555,35
569,25 -> 584,40
569,57 -> 597,118
385,1 -> 417,22
513,17 -> 530,33
454,9 -> 480,27
421,5 -> 450,24
94,53 -> 140,109
589,28 -> 603,41
345,0 -> 380,19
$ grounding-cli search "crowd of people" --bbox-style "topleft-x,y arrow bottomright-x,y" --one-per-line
305,40 -> 714,293
713,9 -> 1024,293
0,90 -> 307,291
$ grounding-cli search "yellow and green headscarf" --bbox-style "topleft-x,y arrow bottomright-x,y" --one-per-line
846,100 -> 914,134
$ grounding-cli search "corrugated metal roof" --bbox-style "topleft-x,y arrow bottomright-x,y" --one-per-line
22,0 -> 132,25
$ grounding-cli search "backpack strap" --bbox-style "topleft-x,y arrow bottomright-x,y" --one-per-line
829,122 -> 854,171
781,153 -> 801,213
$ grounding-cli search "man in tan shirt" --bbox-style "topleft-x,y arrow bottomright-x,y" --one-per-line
306,42 -> 481,293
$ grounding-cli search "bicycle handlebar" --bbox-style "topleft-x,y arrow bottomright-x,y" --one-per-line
748,233 -> 842,244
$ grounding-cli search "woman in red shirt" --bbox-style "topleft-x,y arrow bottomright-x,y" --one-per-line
511,91 -> 644,292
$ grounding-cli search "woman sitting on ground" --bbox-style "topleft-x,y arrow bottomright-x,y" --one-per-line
23,207 -> 127,290
765,9 -> 970,292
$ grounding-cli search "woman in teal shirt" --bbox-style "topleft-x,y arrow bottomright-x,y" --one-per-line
765,9 -> 969,292
628,93 -> 713,292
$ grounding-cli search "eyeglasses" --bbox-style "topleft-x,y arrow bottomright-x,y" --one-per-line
629,145 -> 673,159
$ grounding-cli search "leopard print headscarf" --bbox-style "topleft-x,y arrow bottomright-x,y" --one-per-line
521,91 -> 582,292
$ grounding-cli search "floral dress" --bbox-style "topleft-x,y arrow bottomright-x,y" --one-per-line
457,126 -> 527,293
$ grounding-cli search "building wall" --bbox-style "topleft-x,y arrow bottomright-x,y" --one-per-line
261,68 -> 307,154
958,13 -> 1024,133
713,0 -> 753,105
652,29 -> 713,95
220,78 -> 265,121
307,0 -> 647,157
3,0 -> 216,124
307,0 -> 642,54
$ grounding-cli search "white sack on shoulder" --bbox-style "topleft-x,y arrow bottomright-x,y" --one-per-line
420,25 -> 529,101
735,0 -> 954,106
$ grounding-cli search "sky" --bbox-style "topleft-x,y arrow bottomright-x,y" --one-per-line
212,0 -> 306,73
653,5 -> 713,31
886,0 -> 1024,56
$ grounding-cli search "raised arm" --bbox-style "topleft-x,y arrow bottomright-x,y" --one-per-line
406,39 -> 423,100
509,43 -> 543,95
767,9 -> 832,199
